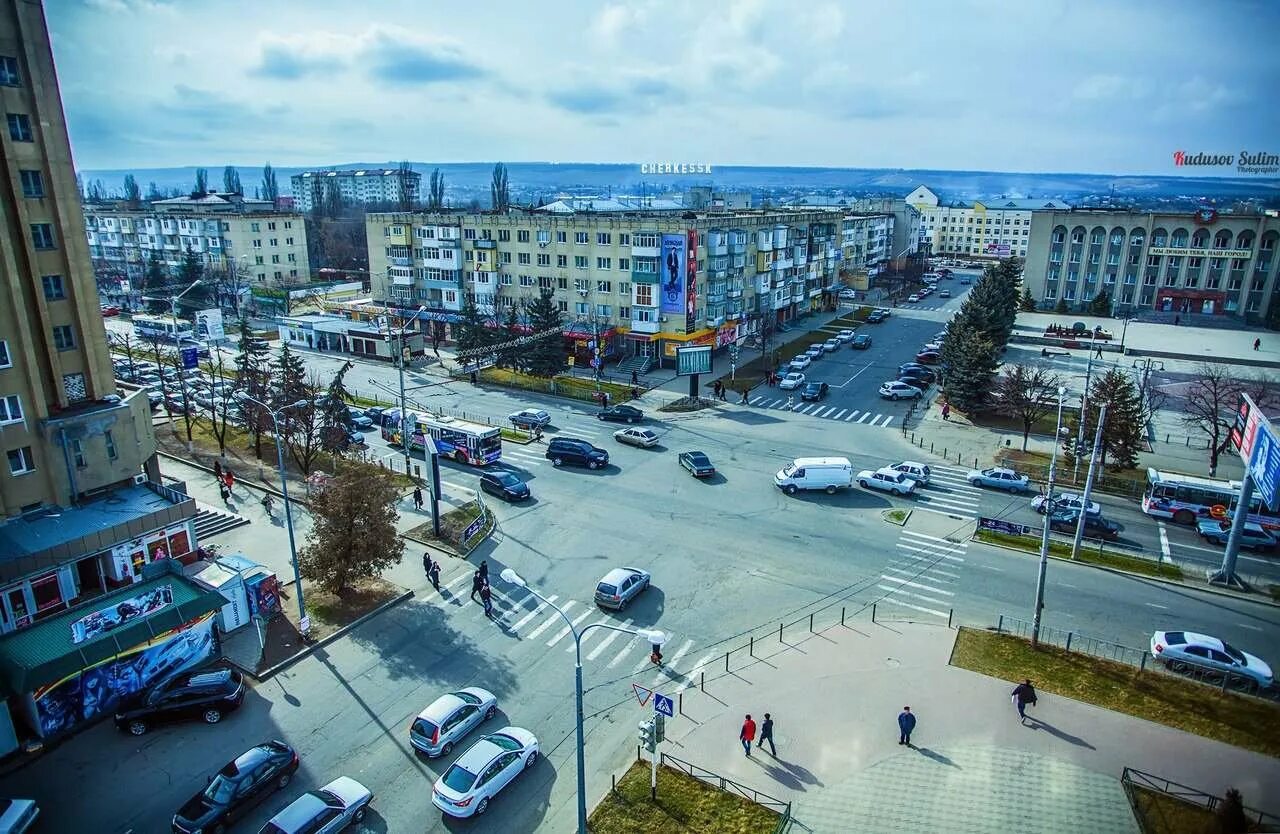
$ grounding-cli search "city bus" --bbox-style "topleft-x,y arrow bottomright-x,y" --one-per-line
133,314 -> 195,343
382,412 -> 502,466
1142,468 -> 1280,530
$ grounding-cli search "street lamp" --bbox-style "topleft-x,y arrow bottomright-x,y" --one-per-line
235,392 -> 311,634
1032,386 -> 1067,648
385,305 -> 426,478
500,568 -> 666,834
577,288 -> 602,392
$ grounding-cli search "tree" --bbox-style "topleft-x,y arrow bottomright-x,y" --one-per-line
455,295 -> 492,355
1087,289 -> 1111,317
142,255 -> 171,314
496,303 -> 524,371
1054,297 -> 1069,314
995,365 -> 1063,451
395,161 -> 414,211
940,324 -> 999,414
1181,364 -> 1280,476
271,346 -> 323,474
491,162 -> 509,212
323,180 -> 344,219
222,165 -> 242,195
122,174 -> 141,205
317,362 -> 356,457
195,349 -> 238,455
297,466 -> 404,595
1020,286 -> 1037,312
234,321 -> 273,458
261,162 -> 279,203
145,181 -> 164,202
193,167 -> 208,195
523,289 -> 567,377
1215,788 -> 1249,834
1064,368 -> 1144,471
428,167 -> 445,209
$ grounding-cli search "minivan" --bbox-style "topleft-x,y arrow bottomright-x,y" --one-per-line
545,437 -> 609,469
774,457 -> 854,495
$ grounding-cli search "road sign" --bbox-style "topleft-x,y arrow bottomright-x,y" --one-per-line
654,693 -> 674,717
1250,423 -> 1280,509
463,515 -> 486,543
632,683 -> 653,707
179,346 -> 198,369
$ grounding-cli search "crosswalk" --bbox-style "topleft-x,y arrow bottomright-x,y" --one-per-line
877,528 -> 967,619
745,396 -> 899,428
912,465 -> 982,521
498,414 -> 622,469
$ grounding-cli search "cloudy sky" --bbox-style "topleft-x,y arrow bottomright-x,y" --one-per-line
46,0 -> 1279,175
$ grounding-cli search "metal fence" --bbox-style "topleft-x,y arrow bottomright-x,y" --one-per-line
1121,767 -> 1280,833
996,455 -> 1146,499
658,752 -> 792,833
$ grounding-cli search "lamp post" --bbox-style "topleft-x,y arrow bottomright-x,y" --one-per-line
386,305 -> 426,478
500,568 -> 666,834
1032,386 -> 1067,648
1072,329 -> 1101,481
235,393 -> 311,634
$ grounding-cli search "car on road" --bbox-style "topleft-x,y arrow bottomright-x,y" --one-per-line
1196,520 -> 1277,551
172,740 -> 299,834
967,467 -> 1031,492
545,437 -> 609,469
838,288 -> 858,300
889,461 -> 931,485
100,305 -> 120,317
898,367 -> 937,385
774,457 -> 853,495
115,667 -> 245,736
907,293 -> 921,303
597,404 -> 644,423
1048,509 -> 1121,540
1150,630 -> 1273,689
896,376 -> 929,392
779,372 -> 806,390
804,346 -> 824,360
595,567 -> 651,609
851,334 -> 872,349
879,381 -> 922,401
922,341 -> 942,352
431,727 -> 540,818
875,308 -> 892,318
822,338 -> 841,353
346,407 -> 374,430
614,427 -> 659,448
260,776 -> 373,834
787,355 -> 811,371
865,310 -> 886,323
0,798 -> 38,834
678,451 -> 716,478
409,687 -> 499,757
939,289 -> 952,298
915,350 -> 941,364
364,406 -> 387,425
800,381 -> 829,401
1031,493 -> 1100,517
479,471 -> 531,502
960,276 -> 972,285
856,467 -> 919,496
835,329 -> 856,344
508,408 -> 551,430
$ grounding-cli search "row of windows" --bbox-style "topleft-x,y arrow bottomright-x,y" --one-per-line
248,221 -> 293,232
250,238 -> 296,248
461,228 -> 632,246
4,432 -> 119,478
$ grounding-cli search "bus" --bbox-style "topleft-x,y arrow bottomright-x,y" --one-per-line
133,314 -> 195,343
1142,468 -> 1280,530
382,412 -> 502,466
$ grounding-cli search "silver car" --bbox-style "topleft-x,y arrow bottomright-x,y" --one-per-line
409,687 -> 498,757
1151,630 -> 1273,689
594,567 -> 651,611
259,776 -> 373,834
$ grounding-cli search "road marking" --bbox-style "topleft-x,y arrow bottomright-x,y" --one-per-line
816,407 -> 834,418
676,652 -> 718,694
585,619 -> 632,660
1144,603 -> 1168,610
918,495 -> 978,512
652,639 -> 694,684
900,530 -> 969,546
607,640 -> 639,669
526,599 -> 575,640
877,585 -> 953,606
798,404 -> 816,414
879,574 -> 955,595
767,398 -> 784,408
831,409 -> 848,421
1157,522 -> 1173,564
911,506 -> 978,522
750,396 -> 766,405
546,609 -> 592,647
885,561 -> 960,579
845,411 -> 860,422
1237,624 -> 1263,632
509,594 -> 558,633
443,574 -> 471,593
857,413 -> 872,424
881,416 -> 895,428
896,544 -> 966,563
875,596 -> 950,618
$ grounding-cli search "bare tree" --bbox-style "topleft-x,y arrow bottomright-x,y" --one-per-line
1182,363 -> 1248,477
995,364 -> 1063,451
109,331 -> 143,379
195,349 -> 239,455
281,372 -> 325,475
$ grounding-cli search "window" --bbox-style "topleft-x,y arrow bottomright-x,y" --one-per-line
480,229 -> 492,240
537,253 -> 550,266
538,276 -> 554,289
6,446 -> 34,475
250,222 -> 261,232
596,304 -> 611,317
52,325 -> 74,351
255,255 -> 264,265
557,300 -> 568,312
635,284 -> 654,306
0,341 -> 9,368
0,56 -> 18,86
7,113 -> 32,141
520,275 -> 535,287
30,224 -> 54,249
575,232 -> 589,244
287,253 -> 296,263
19,169 -> 43,198
597,257 -> 612,270
463,228 -> 476,240
500,273 -> 512,285
619,306 -> 630,318
619,257 -> 630,271
499,251 -> 512,264
619,282 -> 630,294
517,252 -> 530,265
269,238 -> 277,247
252,239 -> 262,249
597,232 -> 611,245
274,271 -> 282,280
498,229 -> 510,242
596,280 -> 612,293
574,301 -> 589,315
620,233 -> 630,246
536,230 -> 550,244
271,254 -> 280,264
574,255 -> 588,269
268,221 -> 277,231
556,231 -> 567,243
0,395 -> 21,424
557,277 -> 568,289
557,255 -> 568,267
105,430 -> 117,461
71,439 -> 86,469
30,573 -> 61,615
41,274 -> 65,300
517,230 -> 530,242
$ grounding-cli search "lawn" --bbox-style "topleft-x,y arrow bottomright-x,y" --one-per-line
478,366 -> 633,404
1128,785 -> 1271,834
589,762 -> 782,834
297,577 -> 405,642
950,628 -> 1280,757
405,499 -> 492,553
973,529 -> 1183,579
884,509 -> 910,525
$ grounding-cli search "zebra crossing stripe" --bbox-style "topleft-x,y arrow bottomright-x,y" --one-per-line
508,594 -> 557,633
845,411 -> 860,422
857,413 -> 872,424
525,599 -> 575,639
652,639 -> 694,684
584,619 -> 632,659
881,415 -> 895,428
546,609 -> 591,647
831,409 -> 847,420
750,396 -> 766,405
675,652 -> 718,694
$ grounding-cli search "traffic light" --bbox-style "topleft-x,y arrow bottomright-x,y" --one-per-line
654,714 -> 666,743
638,719 -> 655,751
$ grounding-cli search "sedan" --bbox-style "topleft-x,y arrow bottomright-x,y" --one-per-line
906,293 -> 921,303
1048,509 -> 1121,541
261,777 -> 373,834
856,468 -> 918,496
915,350 -> 941,364
800,381 -> 829,401
899,363 -> 934,378
851,334 -> 872,349
866,311 -> 886,324
779,372 -> 806,390
173,741 -> 299,834
432,728 -> 540,818
678,451 -> 716,478
822,339 -> 841,353
922,341 -> 942,352
804,346 -> 824,360
1031,493 -> 1100,517
346,408 -> 374,430
1150,630 -> 1273,689
409,687 -> 499,757
1196,520 -> 1277,551
879,381 -> 922,401
835,329 -> 856,344
595,567 -> 651,610
508,408 -> 551,430
597,404 -> 644,424
939,289 -> 952,298
615,427 -> 659,448
787,355 -> 812,371
100,305 -> 121,317
899,369 -> 936,386
967,467 -> 1031,492
479,471 -> 530,502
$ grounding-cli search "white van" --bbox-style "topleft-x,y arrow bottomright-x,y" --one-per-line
774,457 -> 854,495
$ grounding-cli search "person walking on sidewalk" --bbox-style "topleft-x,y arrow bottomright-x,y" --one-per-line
480,582 -> 494,618
942,402 -> 951,421
740,387 -> 750,404
478,560 -> 489,586
213,459 -> 223,483
470,570 -> 483,603
898,706 -> 916,746
758,713 -> 776,756
223,469 -> 235,494
740,714 -> 757,756
1011,679 -> 1038,723
219,484 -> 231,508
631,370 -> 639,386
428,560 -> 441,592
422,551 -> 433,578
718,384 -> 728,402
1255,337 -> 1262,351
413,486 -> 424,511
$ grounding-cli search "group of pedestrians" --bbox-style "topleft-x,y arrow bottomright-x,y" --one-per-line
421,551 -> 441,591
891,679 -> 1036,749
738,713 -> 776,757
213,460 -> 237,507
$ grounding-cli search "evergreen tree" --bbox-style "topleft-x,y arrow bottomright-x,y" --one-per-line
1020,286 -> 1037,312
940,324 -> 999,413
145,181 -> 164,201
523,289 -> 567,377
142,255 -> 170,314
1062,368 -> 1144,471
490,162 -> 509,212
497,304 -> 524,371
261,162 -> 279,202
122,174 -> 141,204
1054,297 -> 1069,314
318,361 -> 356,455
193,167 -> 208,195
428,168 -> 445,209
1087,289 -> 1112,317
272,342 -> 311,408
234,321 -> 273,458
455,295 -> 492,354
222,165 -> 242,195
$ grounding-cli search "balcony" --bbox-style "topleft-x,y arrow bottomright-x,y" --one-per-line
390,256 -> 412,267
773,256 -> 794,271
631,243 -> 660,258
630,317 -> 660,334
473,239 -> 496,250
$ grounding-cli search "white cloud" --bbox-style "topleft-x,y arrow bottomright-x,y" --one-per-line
591,4 -> 641,43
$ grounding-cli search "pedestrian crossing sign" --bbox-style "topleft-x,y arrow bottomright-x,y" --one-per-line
654,693 -> 674,718
632,683 -> 653,707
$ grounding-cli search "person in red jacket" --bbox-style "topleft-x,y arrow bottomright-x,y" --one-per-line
740,714 -> 757,756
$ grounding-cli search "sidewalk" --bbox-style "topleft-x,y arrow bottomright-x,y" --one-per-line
661,621 -> 1280,833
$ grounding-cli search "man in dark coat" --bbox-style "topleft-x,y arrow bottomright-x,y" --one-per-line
1012,679 -> 1038,722
470,570 -> 483,603
898,706 -> 916,746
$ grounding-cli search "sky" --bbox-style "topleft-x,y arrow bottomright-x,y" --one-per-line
45,0 -> 1280,176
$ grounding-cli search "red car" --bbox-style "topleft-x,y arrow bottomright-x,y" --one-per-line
100,305 -> 120,317
915,350 -> 941,364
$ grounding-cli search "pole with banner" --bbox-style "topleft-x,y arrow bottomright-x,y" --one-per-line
1216,392 -> 1280,589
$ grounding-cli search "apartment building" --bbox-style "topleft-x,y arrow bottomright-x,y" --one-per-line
84,192 -> 311,288
365,208 -> 856,366
291,168 -> 419,212
906,185 -> 1070,260
847,196 -> 922,259
839,213 -> 895,289
1023,208 -> 1280,319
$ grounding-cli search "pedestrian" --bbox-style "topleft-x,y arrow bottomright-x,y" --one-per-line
720,385 -> 728,401
740,388 -> 750,404
786,394 -> 794,410
759,713 -> 776,756
1255,338 -> 1262,351
1011,679 -> 1038,723
1173,315 -> 1180,326
713,380 -> 722,399
740,714 -> 757,756
213,459 -> 223,482
631,386 -> 640,400
898,706 -> 916,746
631,370 -> 639,386
942,402 -> 951,421
224,469 -> 235,494
481,582 -> 494,618
219,484 -> 231,507
413,486 -> 424,511
470,570 -> 483,603
422,551 -> 433,577
428,560 -> 441,591
478,559 -> 489,585
1095,344 -> 1104,360
649,642 -> 664,666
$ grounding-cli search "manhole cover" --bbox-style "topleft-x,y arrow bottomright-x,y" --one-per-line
884,657 -> 901,668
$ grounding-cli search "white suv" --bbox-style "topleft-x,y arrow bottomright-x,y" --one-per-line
879,381 -> 922,400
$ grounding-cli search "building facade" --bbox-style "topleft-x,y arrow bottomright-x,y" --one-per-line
1023,208 -> 1280,319
907,185 -> 1070,260
847,196 -> 923,259
291,168 -> 420,213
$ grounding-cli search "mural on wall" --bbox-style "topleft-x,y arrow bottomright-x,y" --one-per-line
71,585 -> 172,644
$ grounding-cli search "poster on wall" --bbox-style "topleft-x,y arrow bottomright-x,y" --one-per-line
660,234 -> 686,317
686,230 -> 699,332
70,585 -> 173,644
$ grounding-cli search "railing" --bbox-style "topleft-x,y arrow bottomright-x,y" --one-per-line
658,752 -> 791,832
1121,767 -> 1280,832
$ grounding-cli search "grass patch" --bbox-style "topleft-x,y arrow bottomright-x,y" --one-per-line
501,426 -> 532,443
589,761 -> 781,834
297,577 -> 403,642
951,628 -> 1280,757
477,366 -> 632,404
1128,785 -> 1273,834
973,528 -> 1183,579
405,500 -> 492,552
884,509 -> 910,525
658,396 -> 716,413
999,448 -> 1147,498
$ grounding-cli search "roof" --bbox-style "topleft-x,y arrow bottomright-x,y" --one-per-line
0,482 -> 190,561
0,571 -> 226,696
976,198 -> 1073,210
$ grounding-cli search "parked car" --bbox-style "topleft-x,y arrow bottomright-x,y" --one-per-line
835,329 -> 856,344
172,741 -> 299,834
479,471 -> 531,502
614,427 -> 659,448
0,799 -> 38,834
915,350 -> 941,364
678,451 -> 716,478
597,404 -> 643,424
875,308 -> 892,318
779,372 -> 806,390
804,346 -> 823,360
1196,520 -> 1277,551
922,341 -> 943,352
822,339 -> 840,353
800,381 -> 829,401
595,567 -> 651,610
879,381 -> 922,401
347,407 -> 374,430
100,305 -> 121,317
261,777 -> 373,834
774,457 -> 853,495
1048,509 -> 1121,540
115,667 -> 245,736
939,289 -> 952,298
1150,630 -> 1273,689
896,376 -> 929,392
960,276 -> 972,285
866,310 -> 886,323
787,355 -> 812,371
1031,492 -> 1100,516
856,467 -> 919,496
431,728 -> 540,818
967,467 -> 1031,492
364,406 -> 386,425
889,461 -> 931,485
409,688 -> 499,757
508,408 -> 551,429
851,334 -> 872,349
898,366 -> 936,384
545,437 -> 609,469
906,293 -> 921,303
838,288 -> 858,300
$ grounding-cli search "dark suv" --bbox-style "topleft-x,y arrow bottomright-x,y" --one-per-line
545,437 -> 609,469
115,667 -> 246,736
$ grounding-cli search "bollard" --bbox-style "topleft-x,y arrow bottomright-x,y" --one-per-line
930,442 -> 934,453
809,612 -> 814,632
750,636 -> 754,656
911,432 -> 915,443
700,670 -> 705,691
947,608 -> 953,628
1065,632 -> 1073,651
872,602 -> 877,623
778,622 -> 783,642
996,613 -> 1004,633
957,451 -> 961,464
1140,652 -> 1148,672
678,693 -> 683,715
841,605 -> 846,625
725,652 -> 729,672
613,773 -> 617,792
944,447 -> 947,458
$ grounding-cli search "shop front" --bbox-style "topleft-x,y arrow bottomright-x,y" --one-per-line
1155,288 -> 1227,316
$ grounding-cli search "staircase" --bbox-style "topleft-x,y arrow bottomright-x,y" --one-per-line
194,506 -> 250,541
618,355 -> 654,375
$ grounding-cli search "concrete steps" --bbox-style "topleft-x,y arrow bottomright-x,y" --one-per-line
194,506 -> 250,540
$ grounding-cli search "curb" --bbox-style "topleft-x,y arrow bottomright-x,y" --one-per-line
401,532 -> 465,560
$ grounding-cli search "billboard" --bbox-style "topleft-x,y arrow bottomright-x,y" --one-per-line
195,308 -> 225,341
660,234 -> 686,317
71,585 -> 173,644
686,230 -> 699,331
676,345 -> 712,376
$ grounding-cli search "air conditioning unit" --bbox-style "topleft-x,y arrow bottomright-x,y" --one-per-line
133,473 -> 147,485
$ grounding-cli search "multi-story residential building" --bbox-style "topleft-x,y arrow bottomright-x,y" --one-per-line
1023,208 -> 1280,319
906,185 -> 1070,261
291,168 -> 419,213
365,209 -> 857,367
84,192 -> 311,288
847,196 -> 923,259
840,213 -> 895,286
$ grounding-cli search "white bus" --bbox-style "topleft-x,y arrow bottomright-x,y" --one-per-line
382,412 -> 502,466
133,314 -> 195,343
1142,468 -> 1280,530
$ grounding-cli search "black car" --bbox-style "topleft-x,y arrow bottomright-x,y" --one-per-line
480,471 -> 531,501
172,741 -> 299,834
865,311 -> 886,323
898,365 -> 937,384
545,437 -> 610,469
115,667 -> 245,736
897,376 -> 930,392
678,451 -> 716,478
1049,509 -> 1121,541
364,406 -> 386,424
851,334 -> 872,349
800,381 -> 830,401
597,404 -> 644,424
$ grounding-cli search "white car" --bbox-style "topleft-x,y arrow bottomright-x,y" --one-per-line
822,339 -> 840,353
879,381 -> 922,400
614,427 -> 659,448
261,776 -> 373,834
804,346 -> 823,360
856,467 -> 919,496
432,727 -> 540,818
922,342 -> 942,352
1150,630 -> 1273,689
907,293 -> 921,303
889,461 -> 931,485
838,288 -> 858,299
788,355 -> 812,371
779,372 -> 806,390
967,467 -> 1031,492
1031,492 -> 1100,517
835,330 -> 856,344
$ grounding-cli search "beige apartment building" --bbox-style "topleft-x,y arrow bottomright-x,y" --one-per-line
906,185 -> 1071,260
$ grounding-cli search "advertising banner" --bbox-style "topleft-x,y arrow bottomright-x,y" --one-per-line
195,308 -> 225,341
676,345 -> 712,377
660,234 -> 686,317
71,585 -> 173,644
686,230 -> 699,332
978,517 -> 1030,536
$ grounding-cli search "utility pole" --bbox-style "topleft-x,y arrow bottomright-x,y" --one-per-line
1071,402 -> 1107,561
1032,387 -> 1067,648
1073,329 -> 1100,481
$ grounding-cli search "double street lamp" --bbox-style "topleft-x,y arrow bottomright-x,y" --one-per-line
499,568 -> 666,834
1032,386 -> 1067,648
